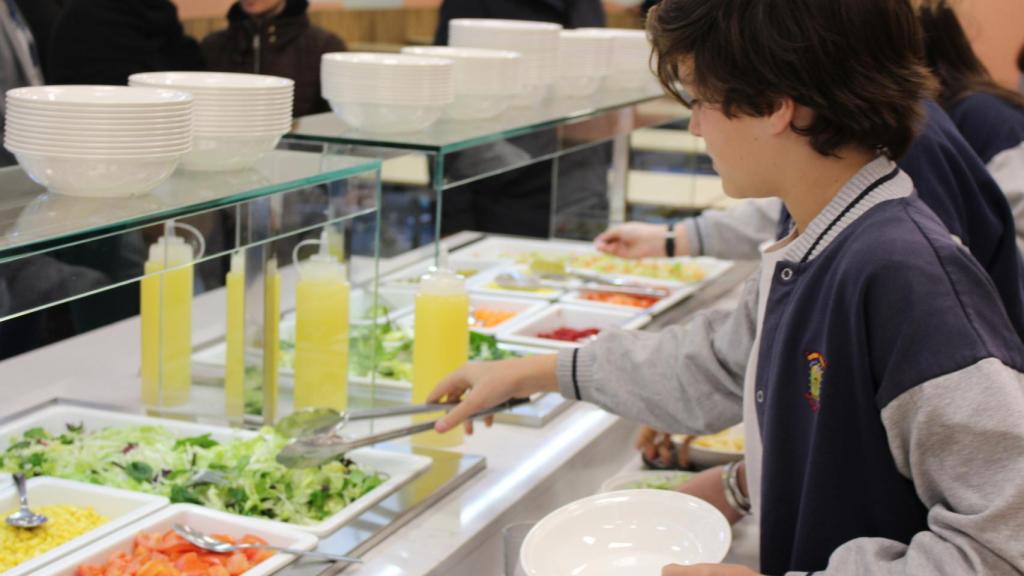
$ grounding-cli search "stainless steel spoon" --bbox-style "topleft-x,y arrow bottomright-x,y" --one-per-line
173,523 -> 362,564
5,474 -> 47,528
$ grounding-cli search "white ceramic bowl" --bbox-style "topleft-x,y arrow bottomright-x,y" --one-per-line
401,46 -> 522,94
4,137 -> 192,155
10,149 -> 184,197
34,504 -> 316,576
181,132 -> 283,171
7,84 -> 193,107
6,107 -> 192,123
0,477 -> 169,576
5,123 -> 192,140
448,18 -> 562,88
558,29 -> 614,77
328,99 -> 444,133
520,490 -> 731,575
555,75 -> 603,98
129,71 -> 294,92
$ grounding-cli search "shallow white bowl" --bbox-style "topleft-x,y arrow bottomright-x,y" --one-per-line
129,71 -> 294,91
11,149 -> 184,197
5,123 -> 192,140
7,106 -> 190,122
323,51 -> 454,69
0,477 -> 168,576
328,99 -> 444,133
444,92 -> 509,120
34,504 -> 316,576
449,18 -> 562,34
181,132 -> 283,171
401,46 -> 522,95
520,490 -> 731,575
192,121 -> 292,135
5,138 -> 192,156
555,75 -> 603,98
495,302 -> 647,349
7,85 -> 192,107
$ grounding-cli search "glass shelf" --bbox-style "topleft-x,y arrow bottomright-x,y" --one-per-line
0,146 -> 380,262
291,85 -> 667,155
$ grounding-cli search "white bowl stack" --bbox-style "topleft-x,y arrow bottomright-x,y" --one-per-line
400,46 -> 522,121
321,52 -> 454,133
556,30 -> 615,98
4,85 -> 193,197
580,28 -> 656,90
129,72 -> 294,171
448,18 -> 563,106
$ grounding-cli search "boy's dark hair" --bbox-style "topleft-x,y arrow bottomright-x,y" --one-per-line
918,0 -> 1024,109
647,0 -> 932,159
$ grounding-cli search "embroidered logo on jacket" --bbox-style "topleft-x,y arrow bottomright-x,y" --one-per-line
805,352 -> 827,412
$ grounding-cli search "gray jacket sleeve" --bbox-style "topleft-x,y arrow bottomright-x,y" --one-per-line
987,143 -> 1024,256
681,198 -> 782,260
789,358 -> 1024,576
554,272 -> 758,435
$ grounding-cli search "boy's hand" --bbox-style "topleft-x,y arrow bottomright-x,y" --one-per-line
636,426 -> 678,467
427,355 -> 559,434
594,222 -> 676,259
662,564 -> 760,575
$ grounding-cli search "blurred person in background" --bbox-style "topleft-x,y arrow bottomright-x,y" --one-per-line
202,0 -> 346,118
12,0 -> 63,75
432,0 -> 609,239
919,0 -> 1024,252
48,0 -> 203,85
0,0 -> 43,167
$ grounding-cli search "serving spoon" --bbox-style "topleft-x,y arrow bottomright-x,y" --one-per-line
5,474 -> 47,529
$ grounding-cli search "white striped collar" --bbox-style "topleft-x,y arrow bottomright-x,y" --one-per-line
780,156 -> 913,263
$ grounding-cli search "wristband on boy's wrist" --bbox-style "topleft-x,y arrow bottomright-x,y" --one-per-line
665,222 -> 676,257
721,460 -> 752,516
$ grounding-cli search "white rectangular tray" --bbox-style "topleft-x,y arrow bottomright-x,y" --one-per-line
452,235 -> 596,261
0,477 -> 168,576
0,405 -> 433,538
35,503 -> 319,576
466,265 -> 567,301
559,277 -> 695,316
392,294 -> 549,336
496,303 -> 650,350
380,257 -> 503,289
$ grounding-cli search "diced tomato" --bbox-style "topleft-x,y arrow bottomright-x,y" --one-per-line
225,551 -> 251,575
208,567 -> 231,576
76,565 -> 105,576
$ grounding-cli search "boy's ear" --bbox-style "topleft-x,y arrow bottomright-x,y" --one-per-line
767,97 -> 799,136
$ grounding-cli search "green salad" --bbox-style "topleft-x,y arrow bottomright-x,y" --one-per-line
0,424 -> 386,525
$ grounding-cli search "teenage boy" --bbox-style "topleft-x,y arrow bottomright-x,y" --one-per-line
428,0 -> 1024,574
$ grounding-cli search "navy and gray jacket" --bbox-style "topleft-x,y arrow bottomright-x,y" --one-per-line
680,100 -> 1024,343
946,92 -> 1024,254
559,158 -> 1024,574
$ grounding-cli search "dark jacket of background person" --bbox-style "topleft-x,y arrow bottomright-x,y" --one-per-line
12,0 -> 62,76
434,0 -> 605,44
48,0 -> 203,85
201,0 -> 345,118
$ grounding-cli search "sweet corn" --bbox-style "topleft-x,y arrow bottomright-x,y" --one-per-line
0,504 -> 107,571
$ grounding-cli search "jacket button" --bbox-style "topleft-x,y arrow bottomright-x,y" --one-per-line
756,389 -> 764,403
780,268 -> 793,281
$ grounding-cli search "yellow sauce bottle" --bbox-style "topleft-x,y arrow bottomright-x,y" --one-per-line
412,248 -> 469,448
262,260 -> 281,424
293,231 -> 350,411
224,251 -> 245,420
141,223 -> 203,407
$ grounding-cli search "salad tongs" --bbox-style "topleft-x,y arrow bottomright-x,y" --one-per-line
275,398 -> 530,468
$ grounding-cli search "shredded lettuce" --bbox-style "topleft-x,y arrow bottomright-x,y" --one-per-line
1,424 -> 386,525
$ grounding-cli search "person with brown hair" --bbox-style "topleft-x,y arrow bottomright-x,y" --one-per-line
918,0 -> 1024,251
425,0 -> 1024,574
201,0 -> 345,118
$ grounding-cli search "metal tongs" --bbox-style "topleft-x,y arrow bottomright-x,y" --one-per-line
275,398 -> 530,468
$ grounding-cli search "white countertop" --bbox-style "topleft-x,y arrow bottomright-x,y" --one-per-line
0,260 -> 758,576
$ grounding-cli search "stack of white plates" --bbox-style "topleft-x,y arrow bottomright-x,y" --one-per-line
129,72 -> 293,171
580,28 -> 656,90
448,18 -> 563,106
4,85 -> 193,197
556,30 -> 614,98
401,46 -> 521,121
321,52 -> 454,133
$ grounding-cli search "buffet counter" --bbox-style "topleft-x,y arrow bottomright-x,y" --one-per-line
0,240 -> 759,575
